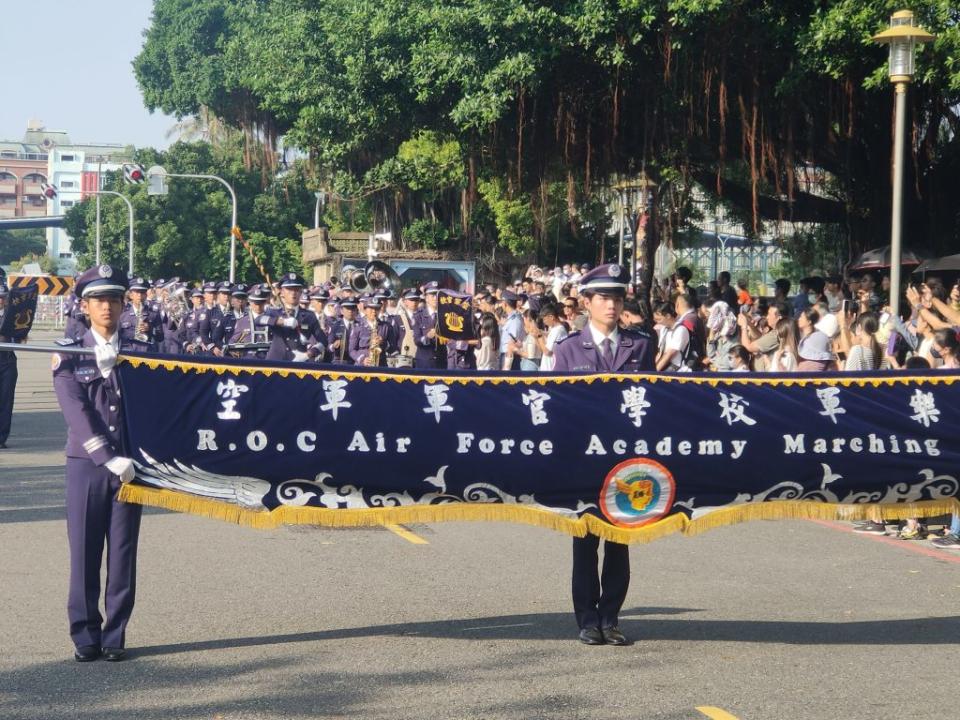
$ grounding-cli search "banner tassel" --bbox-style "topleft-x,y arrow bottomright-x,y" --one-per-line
118,485 -> 959,545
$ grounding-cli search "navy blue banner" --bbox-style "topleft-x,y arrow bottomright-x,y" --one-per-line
116,355 -> 960,543
0,283 -> 38,341
436,290 -> 475,341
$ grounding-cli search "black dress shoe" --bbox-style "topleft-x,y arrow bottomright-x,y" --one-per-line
74,646 -> 101,662
101,647 -> 127,662
602,626 -> 629,646
578,627 -> 605,645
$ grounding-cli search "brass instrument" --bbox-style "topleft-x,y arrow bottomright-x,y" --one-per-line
368,318 -> 383,366
132,303 -> 149,342
340,260 -> 404,295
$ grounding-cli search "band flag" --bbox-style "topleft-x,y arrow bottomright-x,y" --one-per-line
115,354 -> 960,544
0,283 -> 38,341
435,290 -> 475,341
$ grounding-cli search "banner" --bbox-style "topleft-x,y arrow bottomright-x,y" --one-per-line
0,283 -> 38,341
436,290 -> 475,341
116,355 -> 960,544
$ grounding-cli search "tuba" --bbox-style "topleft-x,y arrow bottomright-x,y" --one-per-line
340,265 -> 369,293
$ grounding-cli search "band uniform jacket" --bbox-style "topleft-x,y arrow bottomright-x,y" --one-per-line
118,303 -> 162,346
259,306 -> 327,362
551,327 -> 656,374
412,308 -> 446,368
198,305 -> 225,351
52,331 -> 154,465
349,318 -> 391,367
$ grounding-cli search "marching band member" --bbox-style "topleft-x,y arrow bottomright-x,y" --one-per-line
119,277 -> 162,347
52,265 -> 155,662
198,281 -> 225,353
350,296 -> 391,367
413,281 -> 446,369
216,282 -> 238,346
260,273 -> 327,362
227,283 -> 270,359
182,287 -> 206,354
552,263 -> 656,646
329,298 -> 358,365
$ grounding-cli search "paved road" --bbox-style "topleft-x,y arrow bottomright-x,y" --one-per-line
1,335 -> 958,720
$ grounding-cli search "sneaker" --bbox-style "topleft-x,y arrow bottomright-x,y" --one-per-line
931,534 -> 960,550
853,521 -> 887,535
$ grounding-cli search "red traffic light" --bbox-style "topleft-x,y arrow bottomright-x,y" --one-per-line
123,164 -> 146,184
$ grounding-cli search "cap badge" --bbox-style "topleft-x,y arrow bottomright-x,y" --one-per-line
99,265 -> 113,278
608,264 -> 621,277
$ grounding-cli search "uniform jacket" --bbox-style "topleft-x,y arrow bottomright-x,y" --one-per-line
118,303 -> 162,346
349,318 -> 391,366
52,330 -> 153,465
260,306 -> 327,362
412,308 -> 446,368
552,326 -> 656,373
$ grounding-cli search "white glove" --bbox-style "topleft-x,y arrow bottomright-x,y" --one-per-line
291,350 -> 309,362
94,344 -> 118,378
105,456 -> 136,484
281,317 -> 298,329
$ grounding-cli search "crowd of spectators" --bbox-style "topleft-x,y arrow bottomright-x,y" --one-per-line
478,263 -> 960,551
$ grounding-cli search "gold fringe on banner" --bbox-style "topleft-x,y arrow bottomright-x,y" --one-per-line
118,354 -> 959,390
117,484 -> 959,545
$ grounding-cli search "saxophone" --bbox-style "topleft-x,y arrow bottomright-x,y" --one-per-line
368,319 -> 383,366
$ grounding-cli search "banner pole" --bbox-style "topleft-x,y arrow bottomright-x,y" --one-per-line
0,342 -> 95,355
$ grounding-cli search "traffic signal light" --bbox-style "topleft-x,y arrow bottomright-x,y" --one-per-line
40,182 -> 57,199
123,164 -> 146,184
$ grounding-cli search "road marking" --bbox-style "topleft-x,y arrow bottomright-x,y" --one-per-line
696,707 -> 741,720
811,519 -> 960,565
384,523 -> 429,545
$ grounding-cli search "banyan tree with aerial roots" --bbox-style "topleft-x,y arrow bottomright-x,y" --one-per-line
135,0 -> 960,267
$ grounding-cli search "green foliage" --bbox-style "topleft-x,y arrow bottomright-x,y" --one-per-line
0,229 -> 46,265
133,0 -> 960,262
477,179 -> 535,256
402,219 -> 450,250
63,140 -> 314,281
10,253 -> 57,274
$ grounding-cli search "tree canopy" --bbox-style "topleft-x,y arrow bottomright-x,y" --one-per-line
134,0 -> 960,270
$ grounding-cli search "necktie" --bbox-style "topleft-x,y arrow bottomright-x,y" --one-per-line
601,338 -> 614,371
341,322 -> 351,362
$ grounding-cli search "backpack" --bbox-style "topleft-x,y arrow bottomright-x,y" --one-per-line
678,314 -> 704,370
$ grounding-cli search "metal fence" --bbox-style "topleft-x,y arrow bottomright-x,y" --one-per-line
671,235 -> 785,293
33,296 -> 65,331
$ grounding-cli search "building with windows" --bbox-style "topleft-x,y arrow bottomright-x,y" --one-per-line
0,121 -> 133,273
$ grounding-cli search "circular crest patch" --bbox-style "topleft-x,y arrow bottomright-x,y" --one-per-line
98,265 -> 113,278
599,458 -> 675,528
608,264 -> 621,277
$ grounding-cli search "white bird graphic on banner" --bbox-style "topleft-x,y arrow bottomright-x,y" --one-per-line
820,463 -> 843,490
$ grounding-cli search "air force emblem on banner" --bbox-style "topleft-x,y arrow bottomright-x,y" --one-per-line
600,458 -> 675,527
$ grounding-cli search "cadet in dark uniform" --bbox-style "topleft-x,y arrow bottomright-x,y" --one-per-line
552,263 -> 656,646
259,273 -> 327,362
350,296 -> 391,366
64,290 -> 90,342
0,283 -> 18,448
119,277 -> 162,346
52,265 -> 155,662
329,298 -> 358,365
227,283 -> 270,358
413,282 -> 446,368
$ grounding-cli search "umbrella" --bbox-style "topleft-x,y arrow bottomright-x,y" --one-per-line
848,246 -> 923,271
912,252 -> 960,275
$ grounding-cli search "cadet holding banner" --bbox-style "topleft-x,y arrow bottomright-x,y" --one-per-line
52,266 -> 154,662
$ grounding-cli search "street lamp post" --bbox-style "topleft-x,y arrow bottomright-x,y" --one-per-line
872,10 -> 934,319
149,170 -> 238,282
92,191 -> 135,276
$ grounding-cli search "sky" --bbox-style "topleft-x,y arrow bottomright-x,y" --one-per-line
0,0 -> 176,150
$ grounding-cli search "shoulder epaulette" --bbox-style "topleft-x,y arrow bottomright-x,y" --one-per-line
54,338 -> 78,347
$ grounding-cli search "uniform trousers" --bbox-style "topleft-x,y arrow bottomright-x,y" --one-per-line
0,356 -> 16,444
571,536 -> 630,630
66,457 -> 143,649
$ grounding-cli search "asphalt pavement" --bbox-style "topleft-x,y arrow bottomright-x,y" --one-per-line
1,333 -> 958,720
